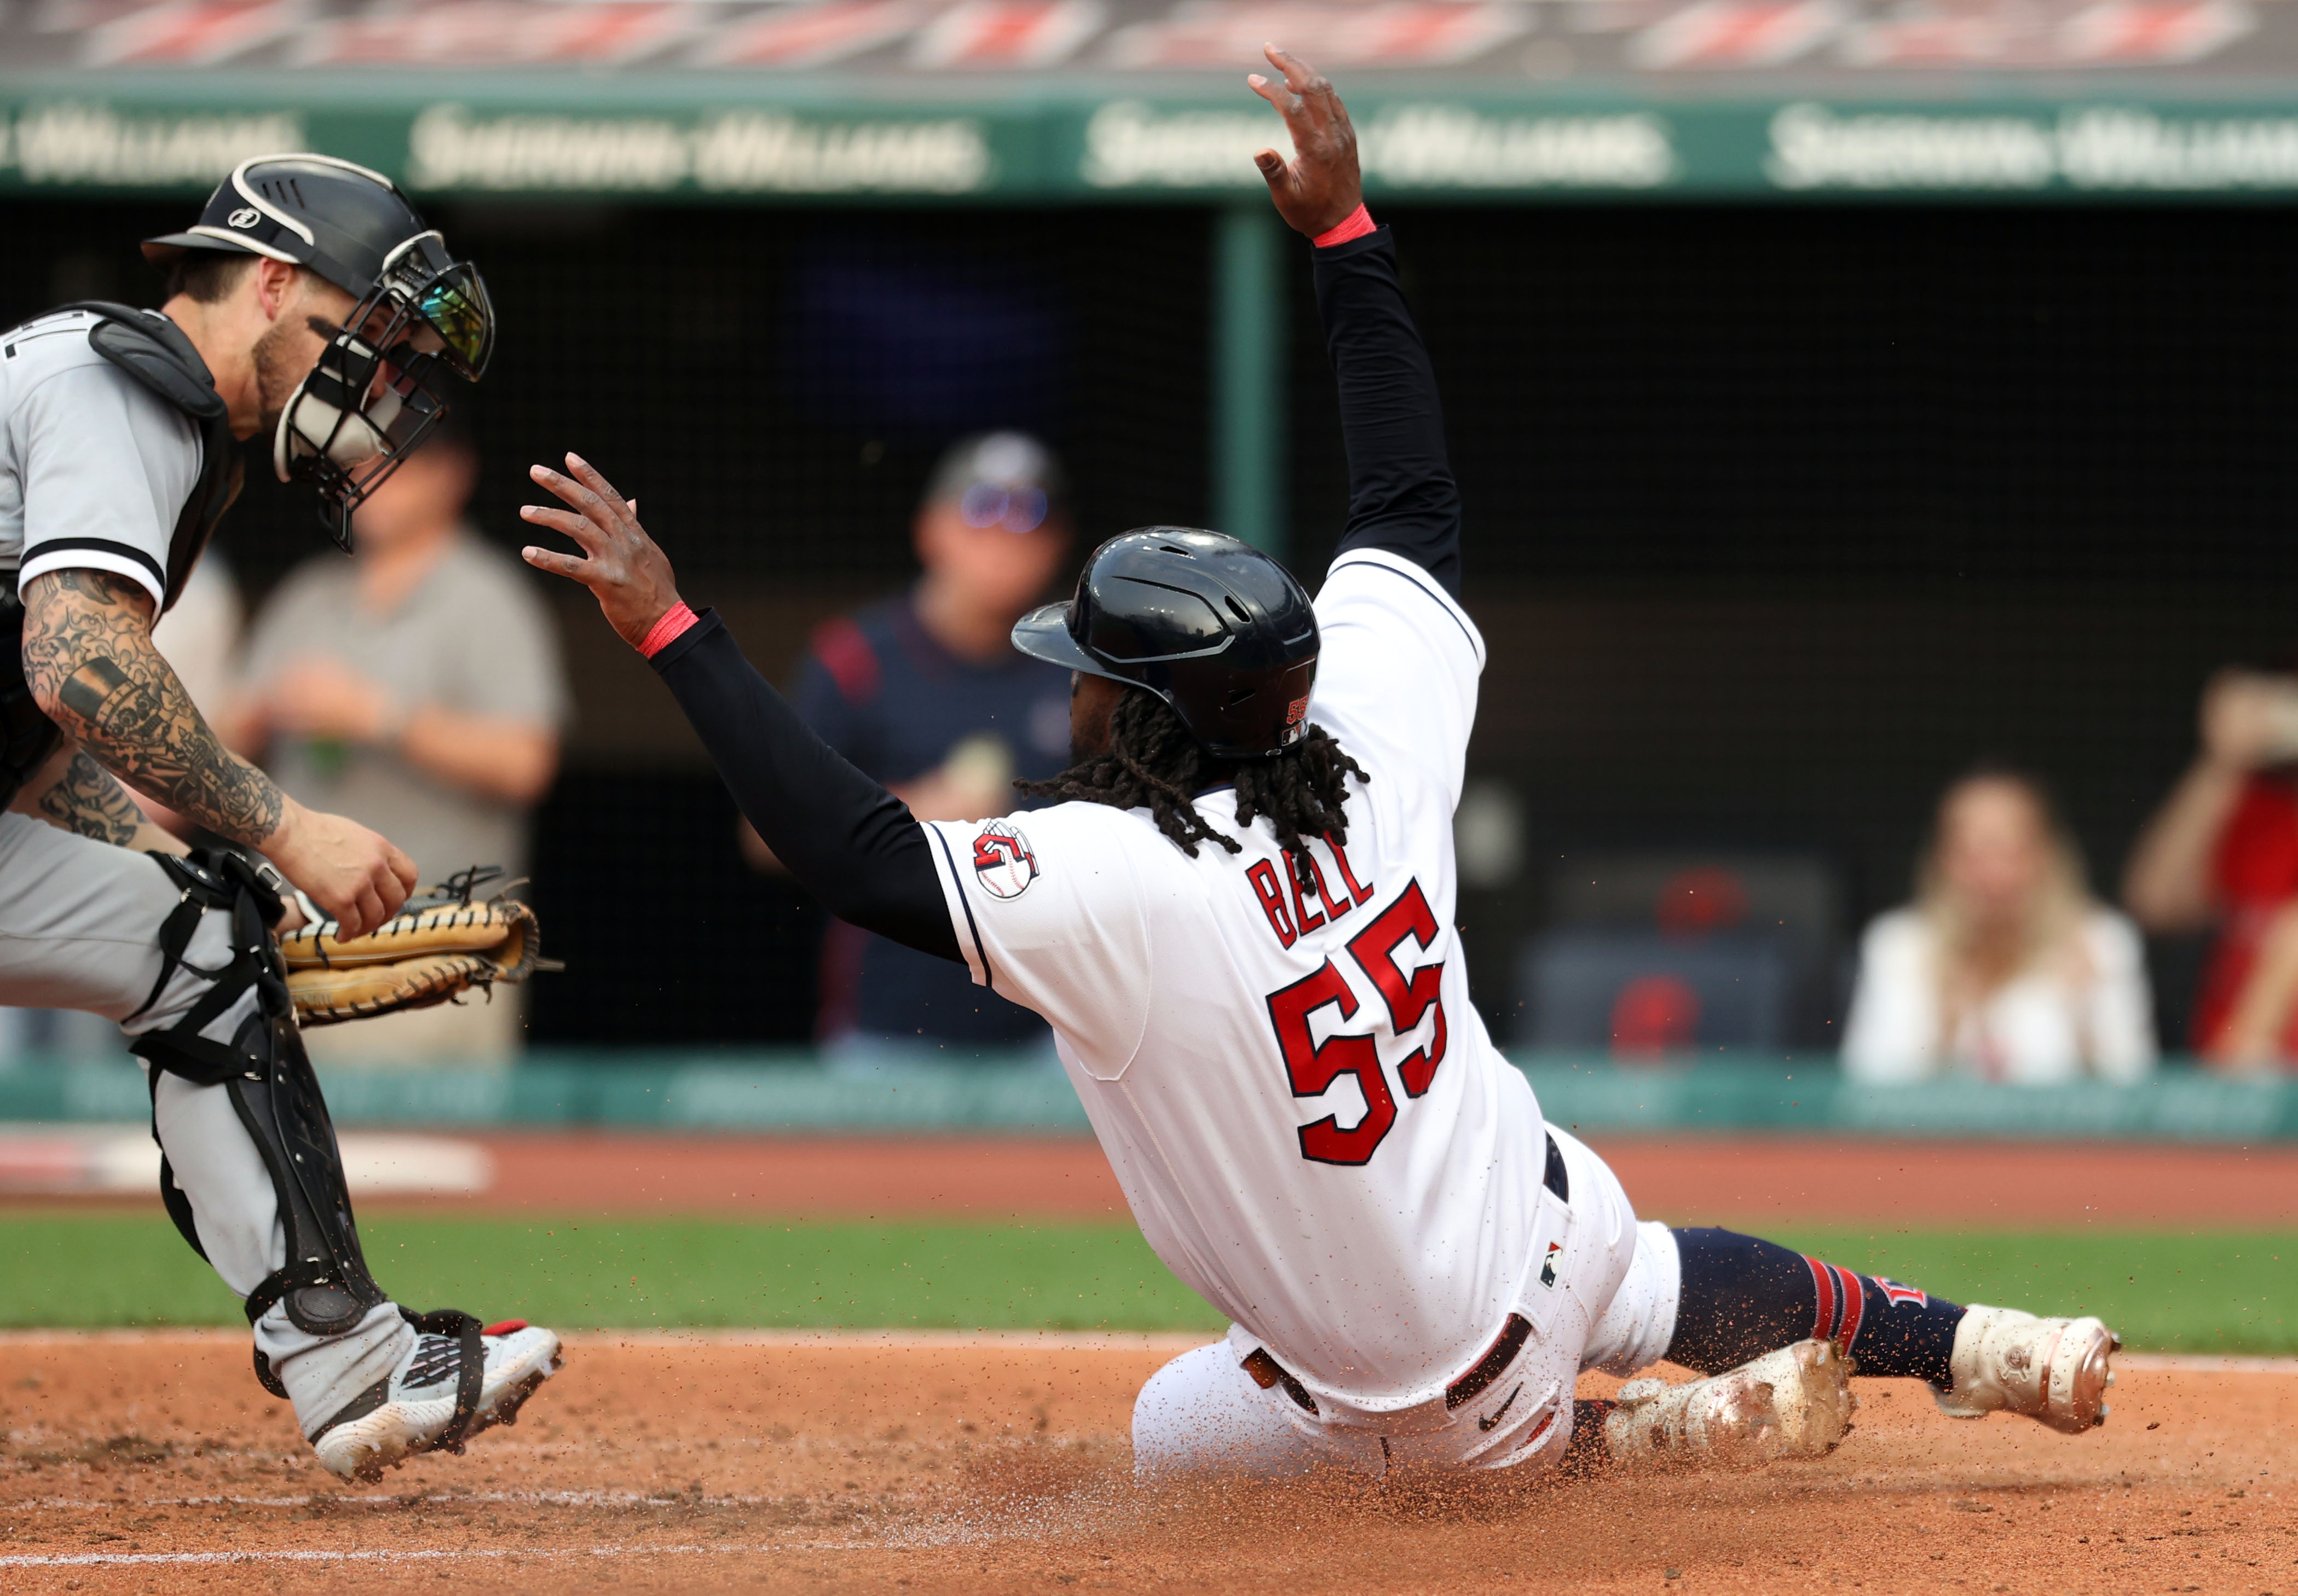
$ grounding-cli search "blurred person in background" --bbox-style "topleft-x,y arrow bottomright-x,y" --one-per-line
1844,768 -> 2155,1083
741,432 -> 1072,1063
231,421 -> 567,1066
2126,668 -> 2298,1069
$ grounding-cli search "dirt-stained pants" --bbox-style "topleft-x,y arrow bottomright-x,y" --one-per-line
1131,1128 -> 1682,1479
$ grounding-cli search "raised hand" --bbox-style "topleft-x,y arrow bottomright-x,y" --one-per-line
520,453 -> 686,652
1246,45 -> 1364,238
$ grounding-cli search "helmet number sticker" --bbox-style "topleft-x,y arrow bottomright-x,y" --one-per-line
971,820 -> 1038,900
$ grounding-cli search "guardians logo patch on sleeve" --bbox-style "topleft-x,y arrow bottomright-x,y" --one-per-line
971,820 -> 1038,900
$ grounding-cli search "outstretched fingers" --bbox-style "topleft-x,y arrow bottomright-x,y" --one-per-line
1248,62 -> 1313,140
526,459 -> 621,539
520,501 -> 603,554
1246,66 -> 1307,193
1264,43 -> 1315,93
1265,43 -> 1342,125
517,450 -> 685,650
562,452 -> 636,524
521,542 -> 591,580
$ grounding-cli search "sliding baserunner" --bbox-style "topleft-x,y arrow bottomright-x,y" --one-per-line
521,48 -> 2115,1479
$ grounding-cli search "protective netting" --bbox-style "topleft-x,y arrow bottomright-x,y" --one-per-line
1,200 -> 1213,592
8,198 -> 2298,1044
1289,204 -> 2298,586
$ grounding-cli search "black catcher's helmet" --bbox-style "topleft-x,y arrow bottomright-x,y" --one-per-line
143,153 -> 494,550
1012,528 -> 1319,760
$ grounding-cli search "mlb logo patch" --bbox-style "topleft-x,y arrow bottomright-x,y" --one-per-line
1539,1241 -> 1563,1289
971,820 -> 1038,900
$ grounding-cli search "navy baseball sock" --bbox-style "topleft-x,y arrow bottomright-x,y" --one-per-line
1664,1227 -> 1964,1385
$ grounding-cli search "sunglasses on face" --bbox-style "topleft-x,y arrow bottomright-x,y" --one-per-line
959,482 -> 1050,534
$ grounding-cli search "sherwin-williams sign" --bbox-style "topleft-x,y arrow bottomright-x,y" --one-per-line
402,105 -> 997,193
10,0 -> 2298,199
9,91 -> 2298,198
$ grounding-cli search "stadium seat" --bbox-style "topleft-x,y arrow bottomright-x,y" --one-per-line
1514,853 -> 1841,1056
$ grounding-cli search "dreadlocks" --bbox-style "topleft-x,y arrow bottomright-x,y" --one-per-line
1019,687 -> 1369,880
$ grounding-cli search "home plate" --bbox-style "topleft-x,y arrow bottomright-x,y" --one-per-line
0,1124 -> 492,1196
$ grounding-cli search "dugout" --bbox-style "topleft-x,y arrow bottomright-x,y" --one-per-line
7,3 -> 2298,1053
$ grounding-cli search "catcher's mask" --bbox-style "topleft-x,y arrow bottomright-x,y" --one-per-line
145,154 -> 495,551
1011,527 -> 1319,760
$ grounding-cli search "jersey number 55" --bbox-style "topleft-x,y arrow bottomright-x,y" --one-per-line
1264,878 -> 1448,1166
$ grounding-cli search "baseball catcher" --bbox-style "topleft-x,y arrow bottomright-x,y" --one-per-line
526,50 -> 2114,1481
0,157 -> 560,1479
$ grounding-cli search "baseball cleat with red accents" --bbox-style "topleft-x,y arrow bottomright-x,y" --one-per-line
1603,1338 -> 1855,1470
1931,1305 -> 2117,1433
310,1317 -> 562,1481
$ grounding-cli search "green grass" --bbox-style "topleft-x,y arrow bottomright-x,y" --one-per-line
1768,1227 -> 2297,1355
0,1215 -> 1226,1333
3,1215 -> 2291,1351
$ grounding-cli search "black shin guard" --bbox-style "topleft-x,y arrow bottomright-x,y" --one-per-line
130,851 -> 387,1395
1666,1227 -> 1964,1385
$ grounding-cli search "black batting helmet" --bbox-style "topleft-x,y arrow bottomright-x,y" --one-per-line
145,154 -> 494,550
1011,528 -> 1319,760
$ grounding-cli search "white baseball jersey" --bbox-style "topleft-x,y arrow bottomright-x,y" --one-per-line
2,307 -> 201,608
924,547 -> 1556,1413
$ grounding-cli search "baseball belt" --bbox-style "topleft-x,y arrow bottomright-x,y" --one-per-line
1242,1131 -> 1573,1417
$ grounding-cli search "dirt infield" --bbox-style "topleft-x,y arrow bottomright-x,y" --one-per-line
2,1335 -> 2292,1594
325,1132 -> 2298,1225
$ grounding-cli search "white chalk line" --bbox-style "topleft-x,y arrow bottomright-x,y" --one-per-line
2,1328 -> 2288,1370
0,1327 -> 1218,1351
1,1489 -> 778,1513
2115,1352 -> 2298,1374
0,1542 -> 869,1569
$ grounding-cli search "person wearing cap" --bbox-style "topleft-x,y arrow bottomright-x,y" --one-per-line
0,155 -> 561,1479
740,432 -> 1073,1063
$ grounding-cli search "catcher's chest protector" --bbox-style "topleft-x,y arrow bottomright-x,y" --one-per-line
0,303 -> 241,808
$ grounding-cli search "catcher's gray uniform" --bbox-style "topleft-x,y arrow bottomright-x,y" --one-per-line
1,305 -> 411,1420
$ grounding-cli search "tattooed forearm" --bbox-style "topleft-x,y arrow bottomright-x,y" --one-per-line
21,569 -> 285,846
34,747 -> 148,846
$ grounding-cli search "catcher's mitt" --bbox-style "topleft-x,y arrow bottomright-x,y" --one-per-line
279,866 -> 548,1027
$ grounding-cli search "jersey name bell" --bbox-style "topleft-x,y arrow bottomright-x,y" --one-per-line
925,548 -> 1555,1413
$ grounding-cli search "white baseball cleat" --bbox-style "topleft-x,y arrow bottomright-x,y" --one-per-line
311,1317 -> 562,1482
1931,1305 -> 2117,1433
1603,1338 -> 1856,1470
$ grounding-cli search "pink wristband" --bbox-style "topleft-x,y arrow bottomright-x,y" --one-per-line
638,602 -> 699,659
1313,204 -> 1376,248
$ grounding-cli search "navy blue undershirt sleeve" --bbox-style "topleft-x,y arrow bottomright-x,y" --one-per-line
650,609 -> 962,963
1311,226 -> 1464,598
